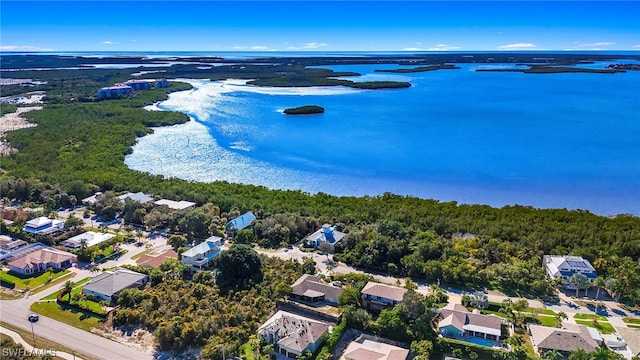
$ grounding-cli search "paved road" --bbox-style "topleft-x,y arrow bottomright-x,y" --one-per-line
0,325 -> 84,360
0,237 -> 163,360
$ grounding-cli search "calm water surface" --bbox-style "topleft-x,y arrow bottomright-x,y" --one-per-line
125,62 -> 640,215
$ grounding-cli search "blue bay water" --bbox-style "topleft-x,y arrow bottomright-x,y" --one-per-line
125,63 -> 640,215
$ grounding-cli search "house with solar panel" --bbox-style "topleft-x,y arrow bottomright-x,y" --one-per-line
543,255 -> 597,289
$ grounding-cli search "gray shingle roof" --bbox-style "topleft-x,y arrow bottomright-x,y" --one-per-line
83,269 -> 147,297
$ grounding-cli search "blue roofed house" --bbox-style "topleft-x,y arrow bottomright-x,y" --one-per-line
181,236 -> 224,272
226,211 -> 256,237
543,255 -> 597,288
306,224 -> 346,248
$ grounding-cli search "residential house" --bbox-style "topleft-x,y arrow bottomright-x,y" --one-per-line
361,282 -> 407,312
83,268 -> 148,303
616,328 -> 640,358
180,236 -> 223,271
154,78 -> 169,88
23,216 -> 64,235
290,274 -> 344,305
81,192 -> 103,206
341,336 -> 409,360
0,235 -> 27,251
529,323 -> 600,357
306,224 -> 346,248
136,249 -> 177,268
258,310 -> 331,358
154,199 -> 196,211
60,231 -> 115,250
118,192 -> 154,204
437,303 -> 503,341
226,211 -> 256,235
543,255 -> 597,288
7,245 -> 76,275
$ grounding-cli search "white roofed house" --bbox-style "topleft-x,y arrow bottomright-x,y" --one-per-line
543,255 -> 597,288
23,216 -> 64,235
60,231 -> 115,250
258,310 -> 331,358
306,224 -> 346,249
341,336 -> 409,360
180,236 -> 223,272
154,199 -> 196,211
361,282 -> 407,312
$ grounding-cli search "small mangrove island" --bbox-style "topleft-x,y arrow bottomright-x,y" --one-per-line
283,105 -> 325,115
476,66 -> 624,74
375,64 -> 460,73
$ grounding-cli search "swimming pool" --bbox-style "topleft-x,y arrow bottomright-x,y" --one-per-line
464,337 -> 495,348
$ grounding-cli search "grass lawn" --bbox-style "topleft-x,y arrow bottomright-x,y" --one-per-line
628,324 -> 640,328
30,301 -> 102,332
525,315 -> 558,327
623,317 -> 640,324
526,308 -> 556,316
0,292 -> 22,300
0,269 -> 71,290
574,319 -> 615,334
41,277 -> 92,300
0,321 -> 98,360
574,313 -> 606,321
30,271 -> 76,294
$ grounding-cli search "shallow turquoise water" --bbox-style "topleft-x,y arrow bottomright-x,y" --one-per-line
125,62 -> 640,215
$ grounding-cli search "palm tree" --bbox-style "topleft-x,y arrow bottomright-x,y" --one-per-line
555,311 -> 568,327
61,280 -> 73,301
471,290 -> 489,310
568,349 -> 588,360
570,272 -> 589,297
80,238 -> 88,252
590,348 -> 612,360
543,349 -> 562,360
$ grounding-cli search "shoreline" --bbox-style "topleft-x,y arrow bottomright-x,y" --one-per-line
0,105 -> 41,155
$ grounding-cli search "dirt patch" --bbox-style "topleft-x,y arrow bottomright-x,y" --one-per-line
92,322 -> 156,355
0,105 -> 41,154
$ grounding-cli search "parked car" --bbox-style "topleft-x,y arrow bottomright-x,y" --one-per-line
28,314 -> 39,322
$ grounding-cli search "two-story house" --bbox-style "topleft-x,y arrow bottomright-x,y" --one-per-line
543,255 -> 597,288
361,282 -> 407,312
180,236 -> 223,272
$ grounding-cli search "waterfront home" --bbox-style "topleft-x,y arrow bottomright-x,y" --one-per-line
23,216 -> 64,235
118,191 -> 154,204
437,303 -> 503,341
543,255 -> 597,288
258,310 -> 331,358
83,268 -> 148,303
154,199 -> 196,211
226,211 -> 256,237
306,224 -> 346,248
341,335 -> 409,360
97,83 -> 133,99
60,231 -> 115,250
529,323 -> 600,356
289,274 -> 343,306
7,245 -> 76,275
180,236 -> 223,271
361,282 -> 407,312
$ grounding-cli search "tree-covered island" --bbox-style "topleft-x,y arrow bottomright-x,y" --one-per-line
283,105 -> 325,115
375,64 -> 461,73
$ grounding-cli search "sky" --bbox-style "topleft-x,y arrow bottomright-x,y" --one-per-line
1,1 -> 639,52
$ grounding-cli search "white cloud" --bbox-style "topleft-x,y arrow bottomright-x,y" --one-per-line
402,47 -> 423,51
578,42 -> 614,48
302,42 -> 328,49
0,45 -> 54,51
232,46 -> 249,50
498,43 -> 536,50
426,44 -> 461,51
251,46 -> 269,50
633,44 -> 640,49
102,41 -> 118,45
